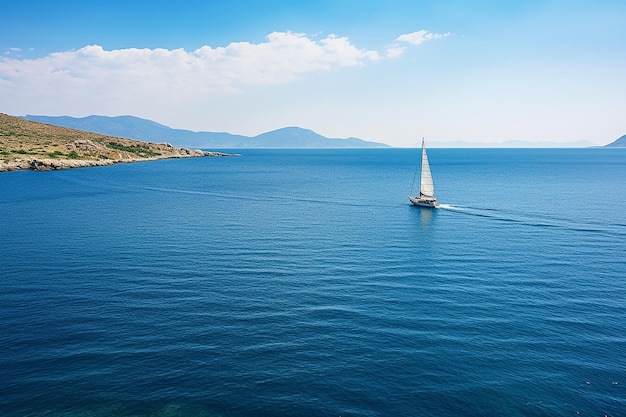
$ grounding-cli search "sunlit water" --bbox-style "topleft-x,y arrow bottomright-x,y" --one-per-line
1,148 -> 625,416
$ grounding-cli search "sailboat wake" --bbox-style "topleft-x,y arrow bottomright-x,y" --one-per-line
436,203 -> 465,211
438,204 -> 625,237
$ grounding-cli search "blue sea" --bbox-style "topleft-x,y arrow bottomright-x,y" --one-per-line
1,148 -> 625,417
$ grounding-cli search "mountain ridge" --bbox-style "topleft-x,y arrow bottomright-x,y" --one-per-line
605,134 -> 626,147
22,115 -> 390,148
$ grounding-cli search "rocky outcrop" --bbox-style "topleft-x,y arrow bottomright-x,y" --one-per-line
29,158 -> 115,170
1,158 -> 112,171
0,151 -> 232,172
66,139 -> 102,154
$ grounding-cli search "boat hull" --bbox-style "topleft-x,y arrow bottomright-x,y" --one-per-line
409,196 -> 439,208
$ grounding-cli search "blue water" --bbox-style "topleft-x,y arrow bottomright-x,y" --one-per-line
1,148 -> 625,417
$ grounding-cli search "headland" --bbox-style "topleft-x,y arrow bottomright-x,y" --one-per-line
0,113 -> 230,172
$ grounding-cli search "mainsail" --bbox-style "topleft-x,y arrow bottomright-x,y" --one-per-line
420,139 -> 435,197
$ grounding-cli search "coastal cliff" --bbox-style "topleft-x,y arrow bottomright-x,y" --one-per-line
0,113 -> 228,172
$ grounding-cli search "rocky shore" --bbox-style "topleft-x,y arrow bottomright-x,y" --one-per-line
1,113 -> 233,172
0,150 -> 231,172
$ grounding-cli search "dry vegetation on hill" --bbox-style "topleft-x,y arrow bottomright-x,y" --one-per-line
0,113 -> 224,171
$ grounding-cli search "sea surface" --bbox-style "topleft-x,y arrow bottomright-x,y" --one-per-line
1,148 -> 625,417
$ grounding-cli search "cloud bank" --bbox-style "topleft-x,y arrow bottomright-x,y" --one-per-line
0,30 -> 449,115
397,30 -> 451,45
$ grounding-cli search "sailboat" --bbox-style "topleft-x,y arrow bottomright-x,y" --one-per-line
409,138 -> 439,208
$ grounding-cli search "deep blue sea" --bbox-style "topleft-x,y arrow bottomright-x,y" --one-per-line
1,148 -> 625,417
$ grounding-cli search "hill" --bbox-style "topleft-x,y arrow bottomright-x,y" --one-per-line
252,126 -> 385,148
22,115 -> 390,148
605,134 -> 626,147
0,113 -> 225,171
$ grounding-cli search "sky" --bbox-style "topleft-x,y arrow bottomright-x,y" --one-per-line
1,0 -> 625,147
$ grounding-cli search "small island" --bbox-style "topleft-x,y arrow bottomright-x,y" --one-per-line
0,113 -> 230,172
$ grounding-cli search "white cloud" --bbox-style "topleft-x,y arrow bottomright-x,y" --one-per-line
4,47 -> 22,55
0,32 -> 380,98
385,46 -> 406,59
397,30 -> 451,45
384,30 -> 450,59
0,30 -> 440,120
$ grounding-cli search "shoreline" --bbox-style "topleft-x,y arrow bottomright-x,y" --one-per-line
0,151 -> 235,172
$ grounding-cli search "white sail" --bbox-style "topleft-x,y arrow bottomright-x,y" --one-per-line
420,139 -> 435,197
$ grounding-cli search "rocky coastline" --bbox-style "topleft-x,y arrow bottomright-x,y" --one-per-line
0,150 -> 231,172
1,113 -> 234,172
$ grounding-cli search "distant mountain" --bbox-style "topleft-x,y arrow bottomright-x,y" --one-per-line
22,115 -> 389,148
252,126 -> 384,148
605,134 -> 626,147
